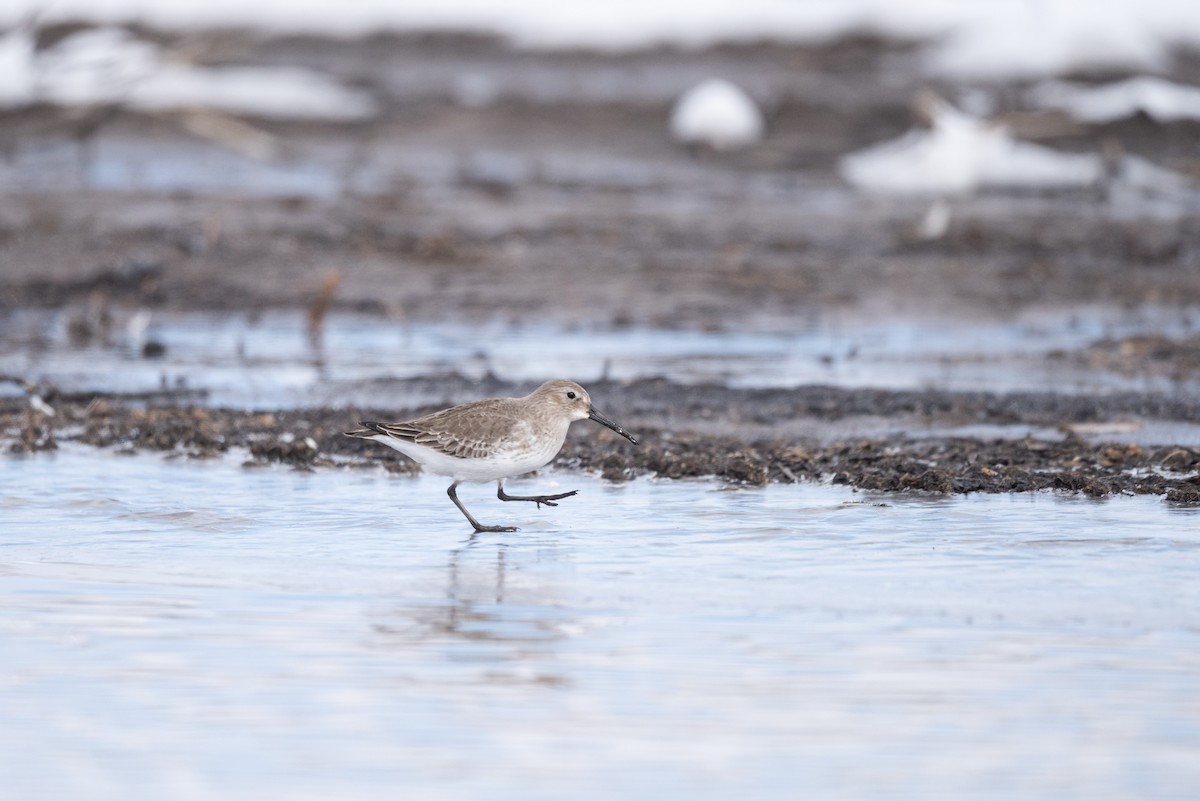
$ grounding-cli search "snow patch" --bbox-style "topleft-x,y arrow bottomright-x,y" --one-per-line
0,27 -> 36,106
1,26 -> 375,120
839,95 -> 1103,194
5,1 -> 1200,81
1030,77 -> 1200,124
0,1 -> 967,47
669,78 -> 764,151
926,1 -> 1171,80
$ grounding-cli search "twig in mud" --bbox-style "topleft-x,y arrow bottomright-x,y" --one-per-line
177,110 -> 280,160
306,270 -> 340,361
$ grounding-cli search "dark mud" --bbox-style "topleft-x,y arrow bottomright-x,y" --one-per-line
4,377 -> 1199,503
4,35 -> 1200,331
4,174 -> 1200,331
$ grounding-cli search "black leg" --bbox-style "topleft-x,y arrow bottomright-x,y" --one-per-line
496,480 -> 578,509
448,482 -> 517,533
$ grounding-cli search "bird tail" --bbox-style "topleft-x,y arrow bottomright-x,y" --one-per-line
344,421 -> 385,438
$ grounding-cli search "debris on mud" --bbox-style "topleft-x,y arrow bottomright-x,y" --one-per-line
8,409 -> 57,454
560,430 -> 1200,502
4,383 -> 1198,503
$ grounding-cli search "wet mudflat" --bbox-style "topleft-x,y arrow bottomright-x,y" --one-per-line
6,376 -> 1200,502
2,447 -> 1198,800
3,32 -> 1200,503
3,306 -> 1200,501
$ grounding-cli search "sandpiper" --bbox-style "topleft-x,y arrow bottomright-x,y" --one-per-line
345,380 -> 638,532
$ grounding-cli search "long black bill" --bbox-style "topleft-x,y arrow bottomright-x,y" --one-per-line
588,407 -> 638,445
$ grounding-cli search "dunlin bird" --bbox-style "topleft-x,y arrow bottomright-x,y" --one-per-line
345,380 -> 638,532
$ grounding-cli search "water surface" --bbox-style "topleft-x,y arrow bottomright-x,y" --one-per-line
2,447 -> 1198,800
3,305 -> 1196,408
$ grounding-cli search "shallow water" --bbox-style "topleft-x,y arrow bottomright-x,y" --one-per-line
2,447 -> 1198,800
3,305 -> 1197,408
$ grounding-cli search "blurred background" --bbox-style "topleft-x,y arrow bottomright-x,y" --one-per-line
4,4 -> 1200,801
2,0 -> 1199,405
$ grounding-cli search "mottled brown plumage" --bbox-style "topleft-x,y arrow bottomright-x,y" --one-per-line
346,380 -> 637,532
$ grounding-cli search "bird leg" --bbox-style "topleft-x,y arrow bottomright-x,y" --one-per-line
448,482 -> 517,533
497,481 -> 578,509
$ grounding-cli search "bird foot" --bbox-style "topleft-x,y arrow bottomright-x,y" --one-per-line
497,488 -> 579,509
472,524 -> 519,533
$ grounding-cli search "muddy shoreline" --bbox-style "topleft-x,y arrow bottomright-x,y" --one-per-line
5,376 -> 1199,503
3,32 -> 1200,503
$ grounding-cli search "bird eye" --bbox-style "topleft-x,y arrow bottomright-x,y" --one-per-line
566,391 -> 577,399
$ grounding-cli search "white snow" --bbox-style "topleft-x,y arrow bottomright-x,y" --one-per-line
4,1 -> 1200,81
1030,77 -> 1200,124
0,27 -> 36,106
669,79 -> 764,151
0,1 -> 966,47
0,26 -> 375,119
839,95 -> 1103,194
925,0 -> 1171,80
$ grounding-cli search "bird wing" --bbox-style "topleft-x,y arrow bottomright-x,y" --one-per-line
369,400 -> 524,460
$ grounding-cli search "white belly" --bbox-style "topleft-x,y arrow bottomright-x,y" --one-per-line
369,429 -> 567,483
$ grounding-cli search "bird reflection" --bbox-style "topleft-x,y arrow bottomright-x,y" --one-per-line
368,539 -> 571,687
444,541 -> 507,625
